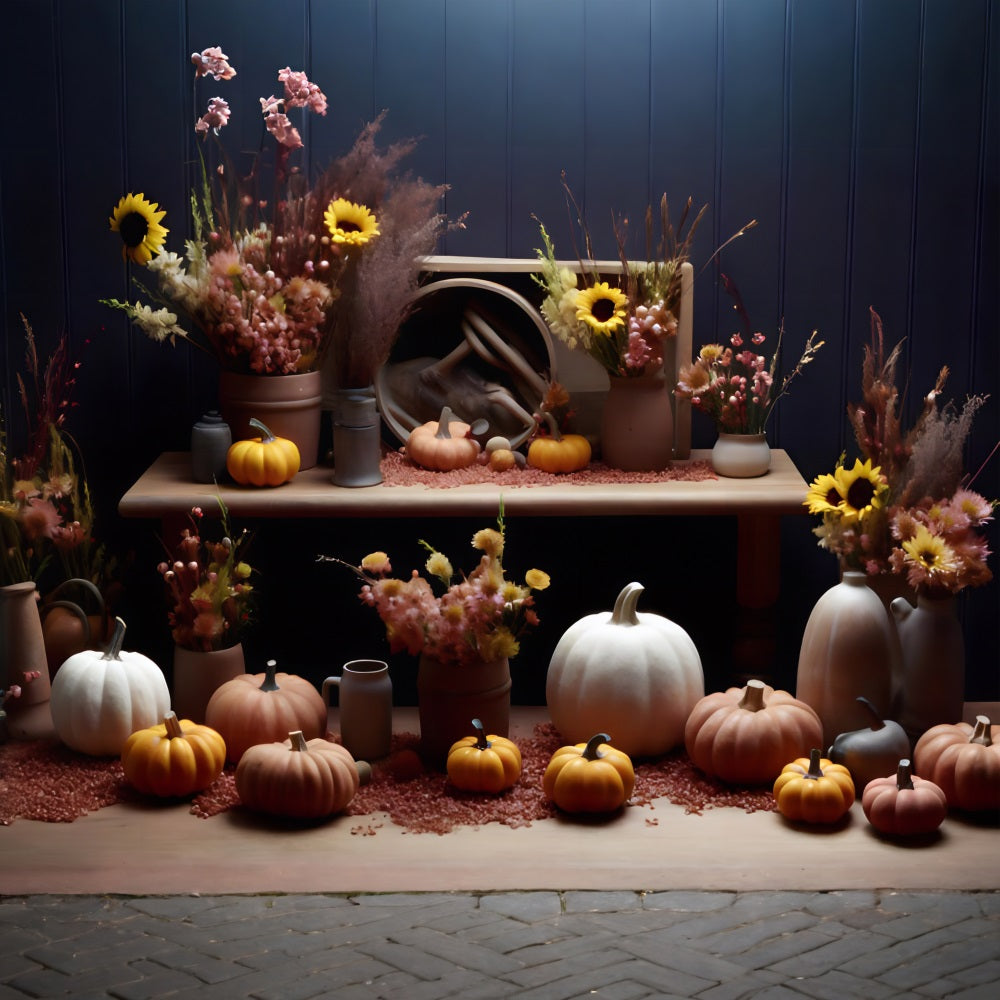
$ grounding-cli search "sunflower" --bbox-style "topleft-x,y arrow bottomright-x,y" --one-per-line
109,193 -> 168,265
803,472 -> 845,515
901,523 -> 959,581
834,458 -> 886,523
575,282 -> 628,335
324,198 -> 380,246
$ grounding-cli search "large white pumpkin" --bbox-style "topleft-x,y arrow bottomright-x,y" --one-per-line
546,582 -> 704,758
50,617 -> 170,756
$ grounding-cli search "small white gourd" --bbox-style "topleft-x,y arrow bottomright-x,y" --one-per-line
546,582 -> 704,758
50,617 -> 170,756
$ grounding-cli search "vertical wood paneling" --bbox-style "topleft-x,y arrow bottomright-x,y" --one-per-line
508,0 -> 586,254
443,0 -> 511,256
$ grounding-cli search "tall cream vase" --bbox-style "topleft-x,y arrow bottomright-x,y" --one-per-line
795,571 -> 899,748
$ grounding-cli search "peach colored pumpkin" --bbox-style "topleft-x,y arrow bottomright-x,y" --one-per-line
235,731 -> 360,818
862,759 -> 948,836
913,715 -> 1000,812
205,658 -> 326,763
684,679 -> 823,786
405,406 -> 480,471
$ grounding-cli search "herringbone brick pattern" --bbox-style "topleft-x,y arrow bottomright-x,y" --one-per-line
0,890 -> 997,999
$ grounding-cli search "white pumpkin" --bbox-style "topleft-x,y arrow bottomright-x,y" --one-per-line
546,582 -> 704,758
50,617 -> 170,756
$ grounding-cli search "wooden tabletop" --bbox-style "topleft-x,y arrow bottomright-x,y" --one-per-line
119,450 -> 810,521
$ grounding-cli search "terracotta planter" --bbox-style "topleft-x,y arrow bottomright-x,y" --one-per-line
1,581 -> 56,740
172,643 -> 246,724
416,654 -> 511,768
218,369 -> 322,470
711,433 -> 771,478
600,370 -> 673,472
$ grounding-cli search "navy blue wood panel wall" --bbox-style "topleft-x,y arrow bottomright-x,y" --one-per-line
2,0 -> 997,698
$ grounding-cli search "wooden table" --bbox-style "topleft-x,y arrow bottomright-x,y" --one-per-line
119,450 -> 810,610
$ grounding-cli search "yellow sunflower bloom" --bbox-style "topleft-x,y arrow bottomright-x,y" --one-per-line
901,524 -> 959,578
324,198 -> 380,246
109,193 -> 168,265
834,458 -> 886,523
803,472 -> 845,515
575,282 -> 628,335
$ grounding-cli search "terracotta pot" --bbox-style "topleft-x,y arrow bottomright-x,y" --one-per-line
218,369 -> 322,470
711,433 -> 771,478
172,643 -> 246,724
40,578 -> 109,680
600,370 -> 673,472
1,581 -> 56,740
416,654 -> 511,769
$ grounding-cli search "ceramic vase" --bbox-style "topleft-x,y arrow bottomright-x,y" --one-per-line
191,411 -> 232,483
795,571 -> 899,748
711,433 -> 771,478
891,593 -> 965,745
331,385 -> 383,487
322,659 -> 393,760
39,577 -> 109,681
416,653 -> 511,768
172,643 -> 246,724
600,370 -> 673,472
0,581 -> 56,740
218,369 -> 322,470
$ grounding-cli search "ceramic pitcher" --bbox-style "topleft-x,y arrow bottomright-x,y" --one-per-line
323,659 -> 393,760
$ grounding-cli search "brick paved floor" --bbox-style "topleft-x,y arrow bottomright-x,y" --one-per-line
1,891 -> 997,999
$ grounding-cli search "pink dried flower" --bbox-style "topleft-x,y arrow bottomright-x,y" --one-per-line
262,110 -> 302,149
278,67 -> 328,114
191,47 -> 236,81
195,97 -> 231,135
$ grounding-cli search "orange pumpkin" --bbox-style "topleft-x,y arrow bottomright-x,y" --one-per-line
862,759 -> 948,836
121,711 -> 226,797
772,748 -> 855,824
405,406 -> 480,471
446,718 -> 522,792
235,731 -> 360,818
205,658 -> 327,763
542,733 -> 635,813
684,679 -> 823,786
913,715 -> 1000,812
226,417 -> 300,487
527,410 -> 591,473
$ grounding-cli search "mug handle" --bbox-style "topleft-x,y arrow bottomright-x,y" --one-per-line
321,676 -> 341,707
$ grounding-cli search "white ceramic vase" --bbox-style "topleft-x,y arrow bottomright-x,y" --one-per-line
711,433 -> 770,478
795,571 -> 899,748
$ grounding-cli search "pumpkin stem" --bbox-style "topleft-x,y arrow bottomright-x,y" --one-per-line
582,733 -> 611,761
102,616 -> 127,661
537,409 -> 564,441
163,711 -> 184,740
472,718 -> 491,751
738,679 -> 767,712
896,758 -> 915,791
259,659 -> 281,692
805,748 -> 824,779
969,715 -> 993,747
289,730 -> 309,752
856,696 -> 886,731
249,417 -> 275,442
434,406 -> 462,440
610,582 -> 644,627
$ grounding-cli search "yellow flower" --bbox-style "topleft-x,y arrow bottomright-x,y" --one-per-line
698,344 -> 726,365
361,551 -> 391,573
425,551 -> 453,583
109,193 -> 169,265
525,569 -> 550,591
324,198 -> 380,246
901,524 -> 959,577
480,628 -> 519,662
472,528 -> 504,558
803,472 -> 845,515
575,282 -> 627,334
834,458 -> 886,523
235,562 -> 252,580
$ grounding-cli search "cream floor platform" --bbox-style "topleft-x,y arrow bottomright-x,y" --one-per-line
3,707 -> 998,897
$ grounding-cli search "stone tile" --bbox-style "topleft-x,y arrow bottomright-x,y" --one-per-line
642,891 -> 736,912
563,890 -> 643,913
479,891 -> 564,921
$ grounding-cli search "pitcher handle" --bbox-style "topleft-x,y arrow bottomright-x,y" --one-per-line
321,676 -> 341,707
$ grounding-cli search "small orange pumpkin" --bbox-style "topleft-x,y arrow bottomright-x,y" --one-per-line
205,658 -> 327,762
913,715 -> 1000,812
235,731 -> 360,818
862,758 -> 948,836
684,679 -> 823,786
405,406 -> 481,471
772,748 -> 855,824
446,718 -> 522,792
527,411 -> 591,473
121,711 -> 226,797
542,733 -> 635,814
226,417 -> 300,487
